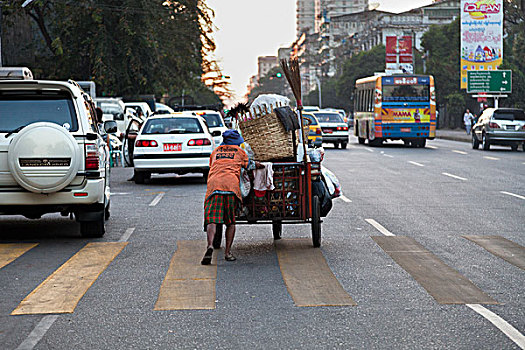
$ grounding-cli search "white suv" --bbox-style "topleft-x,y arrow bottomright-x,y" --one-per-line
0,68 -> 117,237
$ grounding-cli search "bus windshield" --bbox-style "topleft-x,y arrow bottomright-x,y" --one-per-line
382,85 -> 430,102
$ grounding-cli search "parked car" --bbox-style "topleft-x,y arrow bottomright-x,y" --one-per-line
472,108 -> 525,151
125,102 -> 152,120
312,111 -> 349,148
191,110 -> 228,146
132,113 -> 220,183
155,102 -> 175,115
95,98 -> 132,139
0,68 -> 117,237
302,112 -> 323,147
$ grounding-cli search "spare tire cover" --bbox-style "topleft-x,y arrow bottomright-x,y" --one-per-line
8,122 -> 82,193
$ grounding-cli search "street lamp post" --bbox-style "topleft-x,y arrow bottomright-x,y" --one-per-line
314,75 -> 321,109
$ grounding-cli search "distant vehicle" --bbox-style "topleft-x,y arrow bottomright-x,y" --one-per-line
125,102 -> 152,119
132,113 -> 221,183
312,111 -> 349,148
324,108 -> 348,124
354,75 -> 436,148
302,112 -> 323,147
191,110 -> 227,145
155,102 -> 175,115
471,108 -> 525,151
77,81 -> 96,98
303,106 -> 320,113
95,98 -> 131,139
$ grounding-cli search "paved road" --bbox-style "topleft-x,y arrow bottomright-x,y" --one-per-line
1,136 -> 524,349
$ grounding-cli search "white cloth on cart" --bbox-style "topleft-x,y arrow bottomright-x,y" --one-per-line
253,162 -> 274,192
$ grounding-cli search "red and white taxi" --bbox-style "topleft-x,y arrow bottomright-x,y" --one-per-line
132,113 -> 219,183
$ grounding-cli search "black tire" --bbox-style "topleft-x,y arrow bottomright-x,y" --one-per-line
134,170 -> 146,184
369,138 -> 382,147
511,145 -> 518,152
311,195 -> 321,248
272,221 -> 282,240
333,142 -> 339,149
358,137 -> 366,144
482,133 -> 490,150
203,170 -> 209,183
104,200 -> 110,220
472,134 -> 480,149
341,142 -> 348,149
80,215 -> 105,238
212,224 -> 223,249
419,139 -> 426,148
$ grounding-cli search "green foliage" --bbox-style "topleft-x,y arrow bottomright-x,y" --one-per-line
444,92 -> 465,128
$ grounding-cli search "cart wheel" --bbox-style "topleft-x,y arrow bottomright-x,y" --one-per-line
213,224 -> 223,249
272,221 -> 282,240
311,195 -> 321,247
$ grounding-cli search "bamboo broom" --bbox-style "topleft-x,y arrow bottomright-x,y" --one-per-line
280,58 -> 307,163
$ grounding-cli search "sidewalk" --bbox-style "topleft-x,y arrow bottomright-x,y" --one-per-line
435,128 -> 471,143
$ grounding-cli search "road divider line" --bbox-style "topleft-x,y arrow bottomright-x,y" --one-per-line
365,148 -> 374,152
119,227 -> 136,242
467,304 -> 525,349
500,191 -> 525,200
464,235 -> 524,270
408,161 -> 424,167
427,145 -> 438,149
372,236 -> 497,305
0,243 -> 38,269
452,150 -> 468,155
149,192 -> 165,207
11,242 -> 127,315
15,315 -> 59,350
275,239 -> 356,307
339,195 -> 352,203
442,172 -> 468,181
365,219 -> 395,236
383,154 -> 393,158
484,156 -> 500,161
155,240 -> 216,310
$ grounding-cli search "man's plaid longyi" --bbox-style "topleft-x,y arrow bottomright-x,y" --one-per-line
204,194 -> 237,228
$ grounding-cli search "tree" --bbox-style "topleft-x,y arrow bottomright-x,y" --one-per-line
246,67 -> 291,102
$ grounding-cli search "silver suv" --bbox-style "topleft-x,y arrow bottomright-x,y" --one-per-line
472,108 -> 525,151
0,68 -> 117,237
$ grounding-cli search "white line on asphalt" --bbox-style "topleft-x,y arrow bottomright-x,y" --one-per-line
408,161 -> 425,167
365,148 -> 374,152
365,219 -> 395,236
483,156 -> 500,160
452,150 -> 468,155
383,154 -> 393,158
467,304 -> 525,349
339,195 -> 352,203
442,172 -> 468,181
500,191 -> 525,200
15,315 -> 59,350
149,192 -> 165,207
119,227 -> 136,242
427,145 -> 438,149
110,192 -> 130,196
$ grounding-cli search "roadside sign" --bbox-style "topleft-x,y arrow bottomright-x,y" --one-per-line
467,70 -> 512,93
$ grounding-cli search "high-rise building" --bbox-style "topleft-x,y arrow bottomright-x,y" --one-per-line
296,0 -> 316,35
315,0 -> 369,33
257,56 -> 278,80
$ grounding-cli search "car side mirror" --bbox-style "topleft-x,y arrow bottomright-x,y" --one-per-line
104,120 -> 118,134
211,130 -> 222,137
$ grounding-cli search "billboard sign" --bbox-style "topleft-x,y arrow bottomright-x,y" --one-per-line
386,36 -> 413,73
460,0 -> 503,89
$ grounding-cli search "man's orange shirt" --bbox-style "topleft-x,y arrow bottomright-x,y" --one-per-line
205,145 -> 248,201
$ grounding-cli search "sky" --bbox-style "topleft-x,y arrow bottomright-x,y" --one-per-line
206,0 -> 433,104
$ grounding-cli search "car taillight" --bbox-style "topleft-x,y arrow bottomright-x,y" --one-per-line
188,139 -> 211,146
489,122 -> 500,129
135,140 -> 158,147
85,144 -> 99,170
336,126 -> 349,131
316,128 -> 322,135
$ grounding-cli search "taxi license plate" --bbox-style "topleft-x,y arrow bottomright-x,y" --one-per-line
401,128 -> 411,132
163,143 -> 182,152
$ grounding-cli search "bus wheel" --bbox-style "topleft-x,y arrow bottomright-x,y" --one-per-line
358,137 -> 366,144
418,139 -> 426,148
369,138 -> 382,147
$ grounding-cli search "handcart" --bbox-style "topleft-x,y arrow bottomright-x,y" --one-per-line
213,59 -> 324,248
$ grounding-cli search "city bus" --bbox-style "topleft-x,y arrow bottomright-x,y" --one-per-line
353,74 -> 436,147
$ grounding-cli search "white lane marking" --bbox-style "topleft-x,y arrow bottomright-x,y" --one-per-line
15,315 -> 59,350
365,148 -> 374,153
408,161 -> 425,167
427,145 -> 438,149
149,192 -> 165,207
484,156 -> 500,160
442,172 -> 468,181
383,154 -> 393,158
119,227 -> 136,242
467,304 -> 525,349
365,219 -> 395,236
452,150 -> 468,155
339,195 -> 352,203
500,191 -> 525,200
110,192 -> 130,196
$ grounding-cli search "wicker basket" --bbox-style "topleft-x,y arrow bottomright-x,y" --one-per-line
239,111 -> 295,161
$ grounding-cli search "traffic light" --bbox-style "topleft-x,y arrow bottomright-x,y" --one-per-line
276,72 -> 282,78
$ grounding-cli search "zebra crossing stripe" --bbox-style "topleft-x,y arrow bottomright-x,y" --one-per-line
275,239 -> 356,307
11,242 -> 127,315
0,243 -> 38,269
155,240 -> 216,310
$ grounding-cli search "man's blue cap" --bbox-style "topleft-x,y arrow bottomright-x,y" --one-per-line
221,129 -> 244,146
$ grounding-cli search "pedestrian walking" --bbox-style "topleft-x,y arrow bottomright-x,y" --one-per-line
463,109 -> 474,135
201,129 -> 262,265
